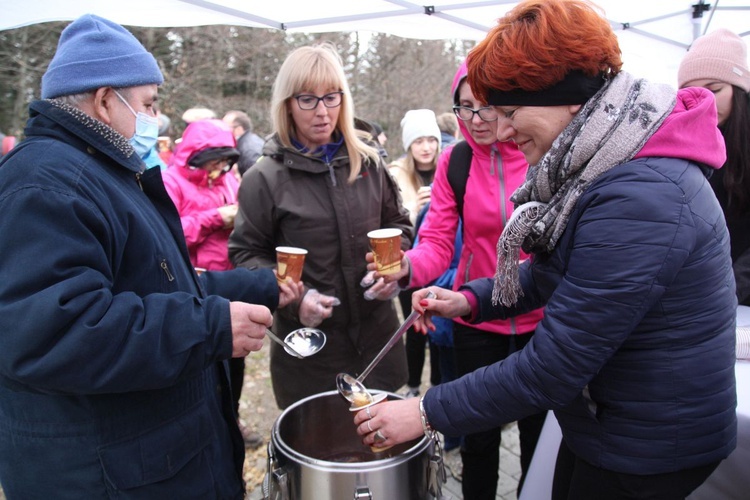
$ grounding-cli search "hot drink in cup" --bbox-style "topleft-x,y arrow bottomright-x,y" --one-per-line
276,246 -> 307,285
367,228 -> 403,275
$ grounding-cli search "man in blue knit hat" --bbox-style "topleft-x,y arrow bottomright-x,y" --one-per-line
0,14 -> 300,498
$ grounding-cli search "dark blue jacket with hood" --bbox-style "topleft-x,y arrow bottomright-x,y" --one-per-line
0,100 -> 278,498
423,86 -> 738,474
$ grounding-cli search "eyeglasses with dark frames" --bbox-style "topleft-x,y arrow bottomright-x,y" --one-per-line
293,91 -> 344,110
453,105 -> 498,122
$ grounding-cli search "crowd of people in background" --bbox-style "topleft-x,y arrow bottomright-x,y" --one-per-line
0,0 -> 746,498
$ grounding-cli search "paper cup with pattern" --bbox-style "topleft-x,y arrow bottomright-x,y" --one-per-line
276,247 -> 307,285
368,228 -> 403,275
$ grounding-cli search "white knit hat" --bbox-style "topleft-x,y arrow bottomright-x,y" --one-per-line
400,109 -> 441,151
678,29 -> 750,92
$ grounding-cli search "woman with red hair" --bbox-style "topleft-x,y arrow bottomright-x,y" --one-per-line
353,1 -> 737,498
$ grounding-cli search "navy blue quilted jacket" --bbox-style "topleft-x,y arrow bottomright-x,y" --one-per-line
423,87 -> 737,474
0,100 -> 279,498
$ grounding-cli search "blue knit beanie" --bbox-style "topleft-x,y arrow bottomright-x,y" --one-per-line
41,14 -> 164,99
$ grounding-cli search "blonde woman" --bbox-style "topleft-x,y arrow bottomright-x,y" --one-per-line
388,109 -> 441,224
229,44 -> 413,409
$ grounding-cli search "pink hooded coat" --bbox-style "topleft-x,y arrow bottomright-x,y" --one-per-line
162,119 -> 240,271
406,62 -> 544,334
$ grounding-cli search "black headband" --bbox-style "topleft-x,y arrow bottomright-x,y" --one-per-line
487,70 -> 605,106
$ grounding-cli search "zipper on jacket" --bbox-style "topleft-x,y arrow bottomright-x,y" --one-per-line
492,146 -> 519,335
463,252 -> 474,284
160,259 -> 175,282
492,146 -> 509,225
135,172 -> 143,191
326,162 -> 337,187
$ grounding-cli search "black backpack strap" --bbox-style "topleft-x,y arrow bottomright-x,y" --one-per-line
446,140 -> 473,220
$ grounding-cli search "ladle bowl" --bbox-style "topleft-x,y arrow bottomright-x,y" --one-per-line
265,327 -> 326,359
336,373 -> 387,409
337,291 -> 434,406
283,327 -> 327,357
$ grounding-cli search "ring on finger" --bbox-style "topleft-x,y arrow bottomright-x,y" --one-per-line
374,430 -> 386,443
367,420 -> 373,432
366,407 -> 372,419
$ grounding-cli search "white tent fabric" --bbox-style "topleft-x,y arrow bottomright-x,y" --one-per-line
3,0 -> 750,85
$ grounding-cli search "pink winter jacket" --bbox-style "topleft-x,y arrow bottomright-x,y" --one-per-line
162,119 -> 239,271
406,63 -> 544,335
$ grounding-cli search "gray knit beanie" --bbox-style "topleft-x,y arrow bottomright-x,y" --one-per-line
42,14 -> 163,99
678,28 -> 750,92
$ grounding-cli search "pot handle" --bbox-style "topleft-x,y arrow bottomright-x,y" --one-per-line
353,486 -> 373,499
263,441 -> 291,500
427,437 -> 447,498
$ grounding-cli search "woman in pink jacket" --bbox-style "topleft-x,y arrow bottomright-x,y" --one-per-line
163,119 -> 241,271
372,62 -> 545,499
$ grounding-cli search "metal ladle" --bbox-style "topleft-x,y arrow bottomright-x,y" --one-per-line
266,327 -> 326,359
336,291 -> 435,407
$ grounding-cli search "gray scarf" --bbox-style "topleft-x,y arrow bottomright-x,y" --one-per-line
493,72 -> 676,306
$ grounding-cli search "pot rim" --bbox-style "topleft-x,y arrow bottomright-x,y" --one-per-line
272,390 -> 433,469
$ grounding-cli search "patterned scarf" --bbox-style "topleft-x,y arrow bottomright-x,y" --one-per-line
493,72 -> 676,306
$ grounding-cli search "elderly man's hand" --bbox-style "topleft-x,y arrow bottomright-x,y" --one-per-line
229,302 -> 273,357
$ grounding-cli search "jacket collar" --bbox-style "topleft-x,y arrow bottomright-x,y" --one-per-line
267,135 -> 350,174
290,132 -> 344,163
26,99 -> 144,173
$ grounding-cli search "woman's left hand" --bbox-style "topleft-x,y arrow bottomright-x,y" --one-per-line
353,398 -> 424,448
276,276 -> 304,309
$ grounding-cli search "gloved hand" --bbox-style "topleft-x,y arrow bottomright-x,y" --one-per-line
360,270 -> 400,301
298,289 -> 340,327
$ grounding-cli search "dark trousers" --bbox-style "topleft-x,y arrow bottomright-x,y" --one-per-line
400,290 -> 441,387
228,357 -> 245,416
552,440 -> 720,500
453,323 -> 546,500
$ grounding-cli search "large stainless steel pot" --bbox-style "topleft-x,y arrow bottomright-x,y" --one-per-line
263,390 -> 445,500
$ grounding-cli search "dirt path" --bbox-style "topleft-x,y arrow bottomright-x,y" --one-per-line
238,340 -> 284,493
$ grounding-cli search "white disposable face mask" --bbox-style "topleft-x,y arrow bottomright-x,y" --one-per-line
114,90 -> 159,159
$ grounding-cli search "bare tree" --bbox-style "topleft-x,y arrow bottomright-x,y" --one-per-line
0,22 -> 64,137
0,22 -> 474,156
355,34 -> 474,158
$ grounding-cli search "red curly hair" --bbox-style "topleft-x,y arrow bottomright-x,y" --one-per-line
468,0 -> 622,104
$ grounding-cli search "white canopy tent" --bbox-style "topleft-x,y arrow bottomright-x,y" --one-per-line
2,0 -> 750,86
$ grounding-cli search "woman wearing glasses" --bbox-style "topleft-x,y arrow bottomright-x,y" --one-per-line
369,61 -> 545,498
229,44 -> 412,409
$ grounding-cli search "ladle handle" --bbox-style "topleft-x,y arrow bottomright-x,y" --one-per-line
357,291 -> 435,383
265,329 -> 304,359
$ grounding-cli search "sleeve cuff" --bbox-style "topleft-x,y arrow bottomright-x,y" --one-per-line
459,289 -> 478,322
